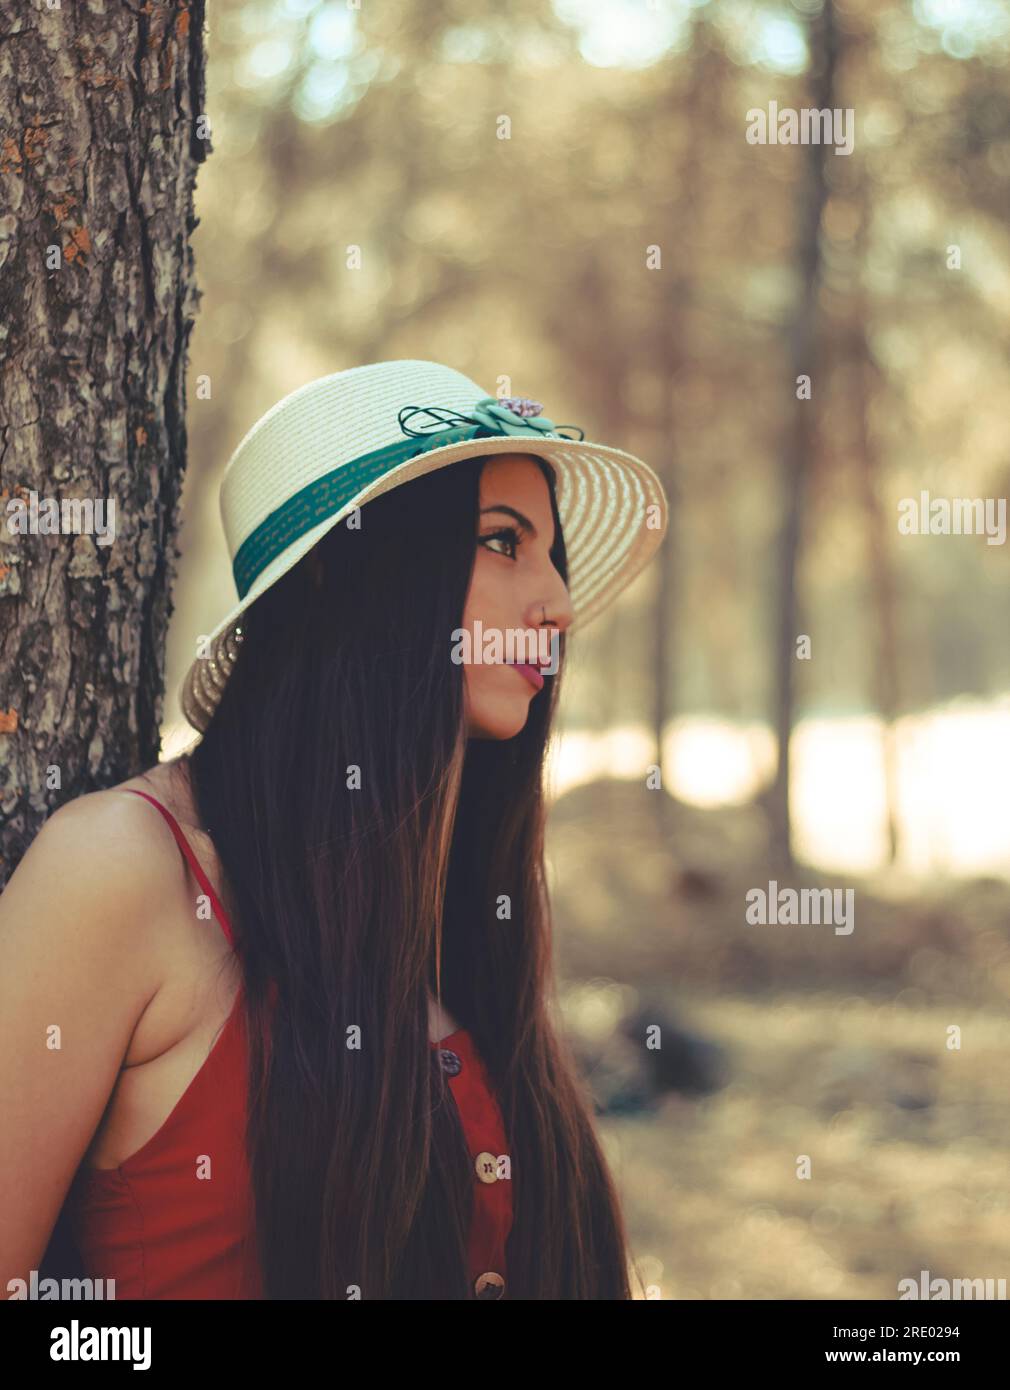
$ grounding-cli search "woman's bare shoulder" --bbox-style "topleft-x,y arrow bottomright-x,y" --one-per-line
0,768 -> 198,1282
24,773 -> 180,869
2,770 -> 191,967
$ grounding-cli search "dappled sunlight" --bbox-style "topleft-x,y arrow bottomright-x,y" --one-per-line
544,699 -> 1010,880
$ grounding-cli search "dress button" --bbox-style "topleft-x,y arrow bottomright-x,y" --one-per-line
474,1271 -> 505,1299
438,1048 -> 462,1077
474,1150 -> 498,1184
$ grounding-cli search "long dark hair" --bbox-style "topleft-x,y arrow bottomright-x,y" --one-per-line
188,452 -> 636,1299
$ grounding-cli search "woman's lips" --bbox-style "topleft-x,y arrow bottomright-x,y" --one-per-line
509,662 -> 545,691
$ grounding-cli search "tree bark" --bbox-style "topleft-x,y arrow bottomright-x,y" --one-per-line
0,0 -> 209,881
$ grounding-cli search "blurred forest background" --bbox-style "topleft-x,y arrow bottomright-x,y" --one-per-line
166,0 -> 1010,1299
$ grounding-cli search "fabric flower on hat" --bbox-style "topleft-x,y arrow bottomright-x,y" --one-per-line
469,396 -> 558,437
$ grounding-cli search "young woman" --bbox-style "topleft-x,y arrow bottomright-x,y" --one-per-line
0,360 -> 668,1300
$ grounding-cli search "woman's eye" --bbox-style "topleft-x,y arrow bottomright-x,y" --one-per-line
479,527 -> 520,560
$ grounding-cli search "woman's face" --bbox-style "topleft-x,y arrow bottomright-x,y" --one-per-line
460,453 -> 574,739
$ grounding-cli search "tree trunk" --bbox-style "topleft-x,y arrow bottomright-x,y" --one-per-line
853,349 -> 901,863
648,12 -> 716,840
769,0 -> 837,868
0,0 -> 209,881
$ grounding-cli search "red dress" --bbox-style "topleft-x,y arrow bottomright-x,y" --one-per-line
66,789 -> 512,1300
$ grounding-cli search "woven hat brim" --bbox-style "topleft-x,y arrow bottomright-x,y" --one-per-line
180,432 -> 668,733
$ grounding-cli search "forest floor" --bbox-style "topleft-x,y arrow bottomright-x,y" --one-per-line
548,778 -> 1010,1301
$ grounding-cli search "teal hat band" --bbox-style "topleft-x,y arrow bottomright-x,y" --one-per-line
230,396 -> 583,601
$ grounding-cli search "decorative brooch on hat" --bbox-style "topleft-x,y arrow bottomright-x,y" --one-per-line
398,395 -> 585,442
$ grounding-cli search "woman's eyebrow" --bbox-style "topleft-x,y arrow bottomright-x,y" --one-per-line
480,505 -> 537,538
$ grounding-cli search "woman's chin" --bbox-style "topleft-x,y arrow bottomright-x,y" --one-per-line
465,699 -> 533,741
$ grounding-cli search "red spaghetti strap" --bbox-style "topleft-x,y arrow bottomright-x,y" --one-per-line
123,788 -> 236,947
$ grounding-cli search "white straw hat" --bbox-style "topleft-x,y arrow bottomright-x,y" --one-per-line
181,359 -> 669,733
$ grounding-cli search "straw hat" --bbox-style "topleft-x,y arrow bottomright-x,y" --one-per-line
181,359 -> 669,732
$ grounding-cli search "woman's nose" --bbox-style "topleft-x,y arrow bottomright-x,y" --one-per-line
527,578 -> 574,633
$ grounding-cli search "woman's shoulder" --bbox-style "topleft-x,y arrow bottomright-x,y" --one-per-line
26,768 -> 185,875
0,772 -> 192,1044
4,767 -> 200,957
